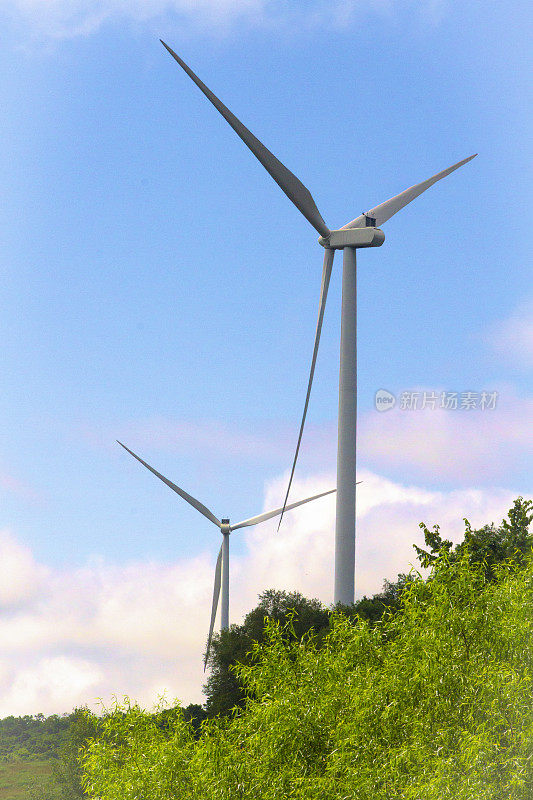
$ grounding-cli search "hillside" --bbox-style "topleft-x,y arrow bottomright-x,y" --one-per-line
1,498 -> 531,799
83,545 -> 533,796
0,760 -> 52,800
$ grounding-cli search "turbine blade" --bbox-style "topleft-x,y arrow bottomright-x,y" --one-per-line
117,441 -> 221,528
275,247 -> 335,531
160,40 -> 330,238
231,488 -> 337,531
341,154 -> 477,230
204,543 -> 223,670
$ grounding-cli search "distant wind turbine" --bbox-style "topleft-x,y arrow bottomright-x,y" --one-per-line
117,441 -> 338,667
159,40 -> 476,605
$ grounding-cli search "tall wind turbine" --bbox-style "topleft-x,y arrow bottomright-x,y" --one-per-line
159,40 -> 476,605
117,441 -> 336,666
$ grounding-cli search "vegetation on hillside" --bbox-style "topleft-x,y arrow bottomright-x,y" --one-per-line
0,497 -> 529,797
80,497 -> 533,799
0,710 -> 98,799
0,704 -> 206,798
0,715 -> 72,763
204,497 -> 533,717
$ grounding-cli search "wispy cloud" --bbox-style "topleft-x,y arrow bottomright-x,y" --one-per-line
3,0 -> 261,41
81,415 -> 292,463
0,529 -> 50,607
0,471 -> 524,716
0,470 -> 41,502
490,300 -> 533,369
359,387 -> 533,482
82,384 -> 533,485
3,0 -> 447,41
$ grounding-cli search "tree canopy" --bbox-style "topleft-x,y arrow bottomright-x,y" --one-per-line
0,713 -> 72,763
204,497 -> 533,719
203,589 -> 331,717
415,496 -> 533,578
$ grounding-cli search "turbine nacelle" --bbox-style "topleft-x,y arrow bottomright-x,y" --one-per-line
318,227 -> 385,250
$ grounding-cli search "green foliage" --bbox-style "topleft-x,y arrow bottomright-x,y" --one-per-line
415,496 -> 533,578
204,498 -> 533,721
81,546 -> 533,798
203,589 -> 330,717
0,704 -> 201,799
341,572 -> 414,624
47,707 -> 99,799
180,704 -> 208,738
0,709 -> 99,799
0,714 -> 71,763
0,760 -> 53,800
150,703 -> 207,741
203,577 -> 414,719
81,698 -> 197,800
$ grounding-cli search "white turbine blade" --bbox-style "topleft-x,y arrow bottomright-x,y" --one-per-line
204,542 -> 223,671
160,41 -> 330,239
117,441 -> 221,528
341,154 -> 477,230
231,487 -> 338,531
275,247 -> 335,531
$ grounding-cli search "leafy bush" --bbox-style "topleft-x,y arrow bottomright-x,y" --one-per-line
82,547 -> 533,799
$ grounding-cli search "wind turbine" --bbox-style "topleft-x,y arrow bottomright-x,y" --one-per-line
117,441 -> 337,666
159,40 -> 476,605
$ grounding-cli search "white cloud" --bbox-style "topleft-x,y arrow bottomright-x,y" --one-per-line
359,387 -> 533,482
237,470 -> 517,604
2,0 -> 447,40
491,301 -> 533,368
0,470 -> 526,716
0,529 -> 49,607
0,550 -> 217,712
0,656 -> 103,717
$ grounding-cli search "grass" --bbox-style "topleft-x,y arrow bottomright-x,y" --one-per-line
0,760 -> 53,799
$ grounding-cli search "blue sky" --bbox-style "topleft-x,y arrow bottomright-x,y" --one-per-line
0,0 -> 531,714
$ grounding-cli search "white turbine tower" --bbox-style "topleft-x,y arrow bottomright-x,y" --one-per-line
159,41 -> 476,605
117,441 -> 337,666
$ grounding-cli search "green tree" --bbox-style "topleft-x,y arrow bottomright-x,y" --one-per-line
49,708 -> 99,799
155,703 -> 207,740
203,498 -> 533,720
25,708 -> 100,800
81,699 -> 196,800
341,572 -> 414,624
203,589 -> 330,718
415,496 -> 533,578
81,498 -> 533,799
0,713 -> 71,763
